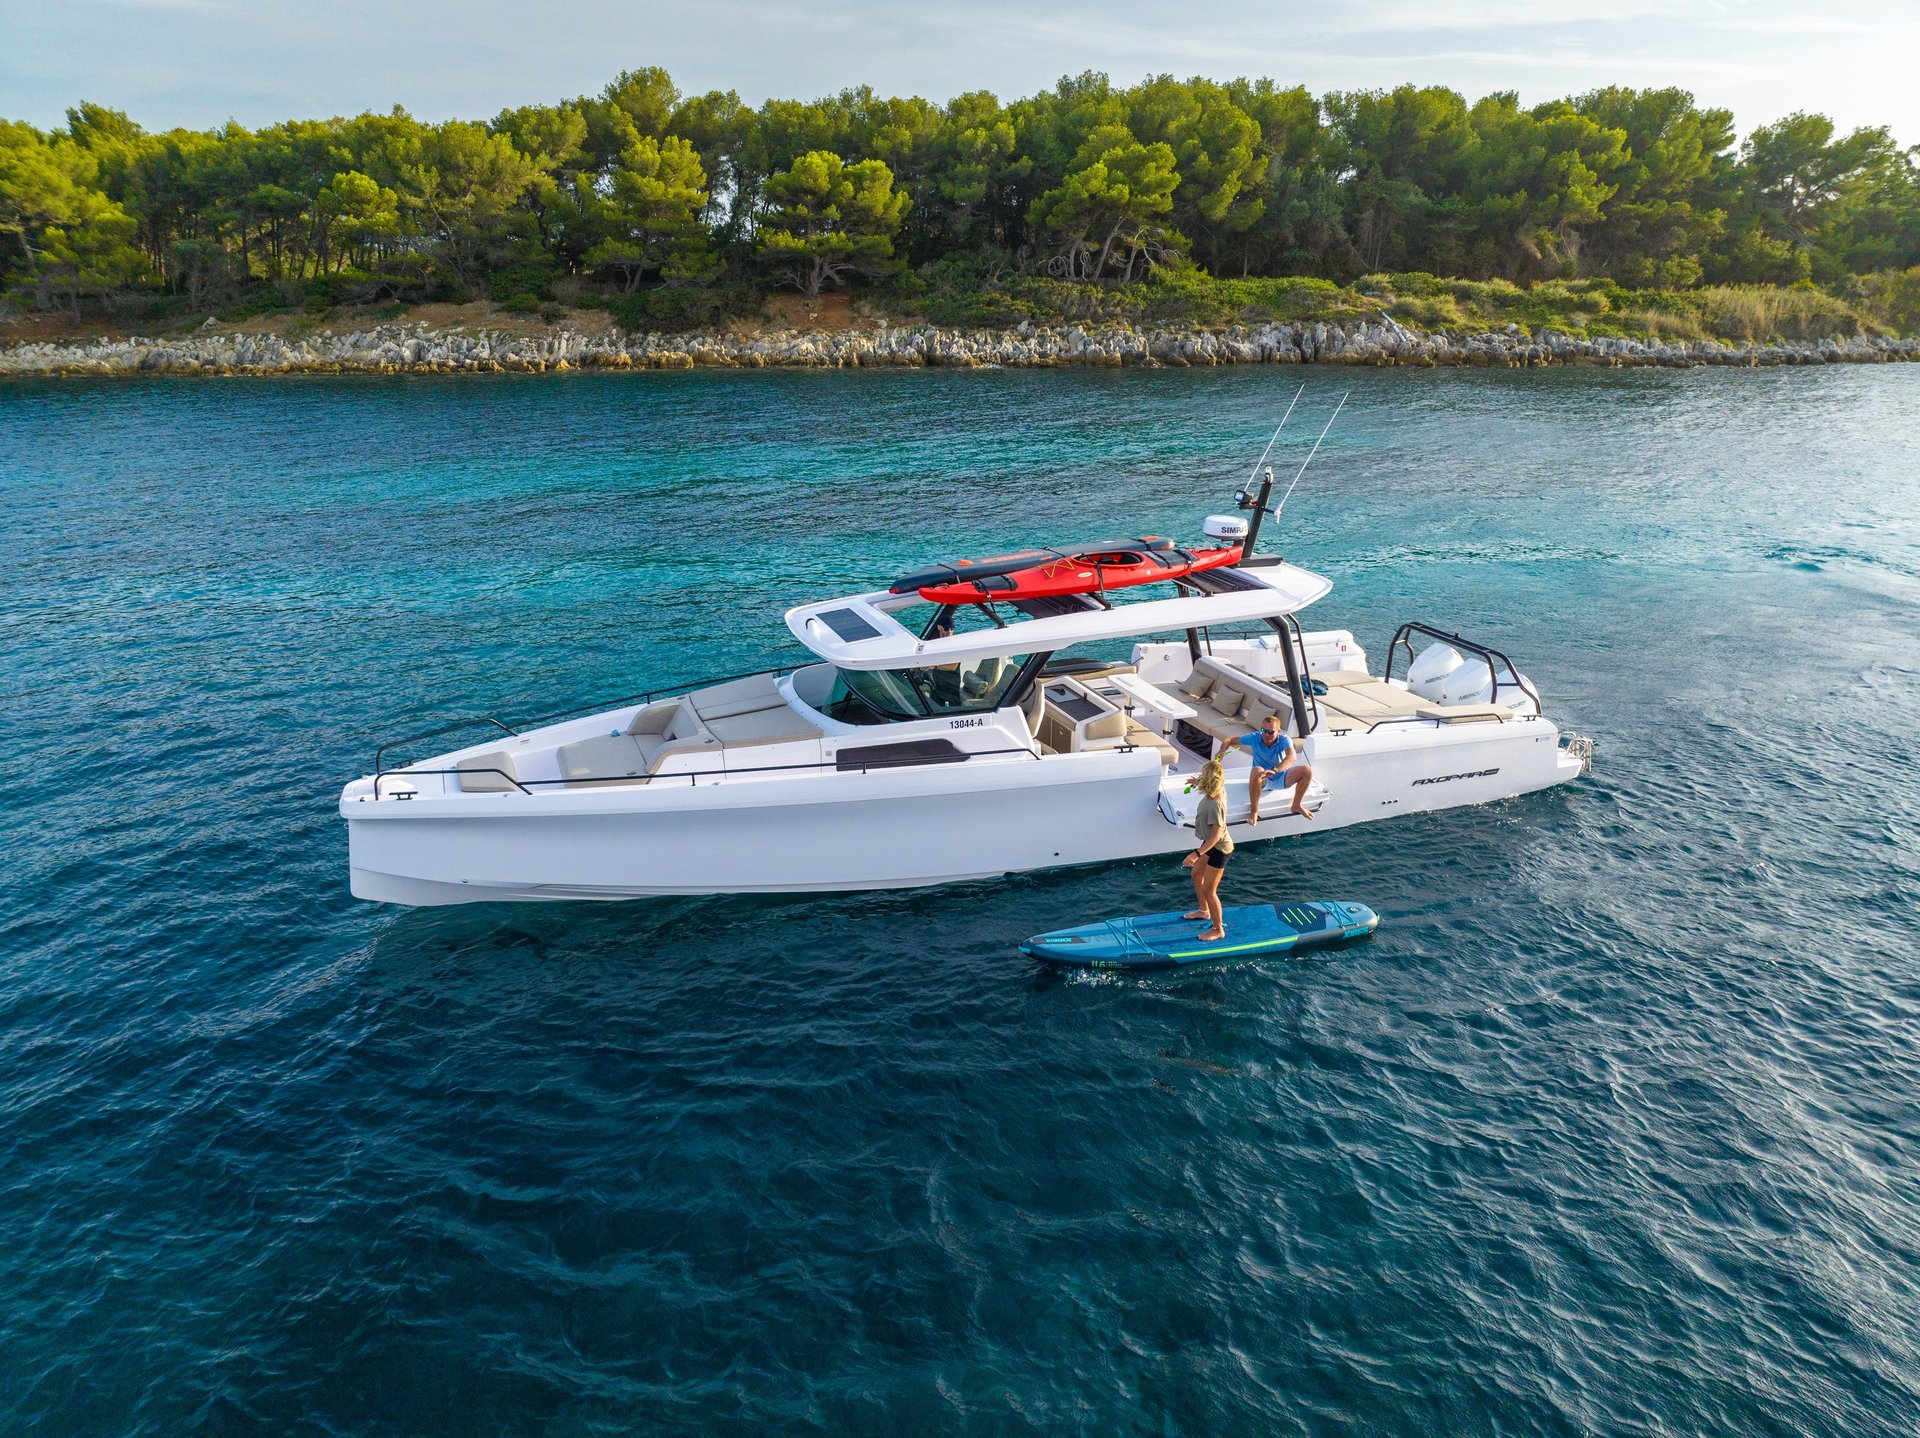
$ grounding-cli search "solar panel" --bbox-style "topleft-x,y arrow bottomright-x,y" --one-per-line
818,607 -> 882,642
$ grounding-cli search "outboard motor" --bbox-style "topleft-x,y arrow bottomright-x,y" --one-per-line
1406,642 -> 1464,700
1440,658 -> 1494,705
1436,655 -> 1536,711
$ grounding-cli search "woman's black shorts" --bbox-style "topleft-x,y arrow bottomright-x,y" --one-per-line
1205,848 -> 1229,870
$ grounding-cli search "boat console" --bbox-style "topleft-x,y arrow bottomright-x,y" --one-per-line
1038,679 -> 1115,747
1034,675 -> 1180,765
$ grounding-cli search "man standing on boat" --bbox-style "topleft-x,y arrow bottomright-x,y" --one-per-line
1221,715 -> 1315,825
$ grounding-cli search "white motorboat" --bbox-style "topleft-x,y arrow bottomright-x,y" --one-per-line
342,496 -> 1593,905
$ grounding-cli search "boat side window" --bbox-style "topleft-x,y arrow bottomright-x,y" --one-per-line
824,655 -> 1032,724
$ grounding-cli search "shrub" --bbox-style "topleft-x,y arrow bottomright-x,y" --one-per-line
1855,268 -> 1920,336
612,282 -> 761,333
1612,307 -> 1709,342
1388,293 -> 1466,329
487,259 -> 555,304
302,274 -> 346,314
216,286 -> 290,322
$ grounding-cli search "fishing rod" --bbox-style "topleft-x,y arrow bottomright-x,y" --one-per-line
1271,390 -> 1349,525
1239,384 -> 1305,502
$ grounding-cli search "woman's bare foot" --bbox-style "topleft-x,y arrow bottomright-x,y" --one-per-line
1198,928 -> 1226,941
1181,910 -> 1207,921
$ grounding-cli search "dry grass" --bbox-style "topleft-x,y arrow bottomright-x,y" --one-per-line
1688,286 -> 1865,343
1357,272 -> 1885,343
1612,307 -> 1709,343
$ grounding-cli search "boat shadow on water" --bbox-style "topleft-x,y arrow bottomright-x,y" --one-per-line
352,786 -> 1590,1005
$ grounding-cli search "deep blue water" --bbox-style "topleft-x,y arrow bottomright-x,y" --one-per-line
3,365 -> 1919,1436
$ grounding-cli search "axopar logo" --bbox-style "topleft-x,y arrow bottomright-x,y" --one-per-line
1412,767 -> 1501,787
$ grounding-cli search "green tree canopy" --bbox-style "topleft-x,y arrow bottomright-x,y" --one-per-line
1459,95 -> 1628,279
755,150 -> 907,300
3,68 -> 1917,322
1032,124 -> 1181,279
1,119 -> 144,310
583,134 -> 714,291
401,120 -> 544,290
1573,87 -> 1732,287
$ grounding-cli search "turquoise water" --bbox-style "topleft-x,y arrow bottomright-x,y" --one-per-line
3,366 -> 1919,1435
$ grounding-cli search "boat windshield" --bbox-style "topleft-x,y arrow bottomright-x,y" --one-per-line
823,655 -> 1032,724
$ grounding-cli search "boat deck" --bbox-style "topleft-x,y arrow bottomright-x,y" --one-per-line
406,638 -> 1536,801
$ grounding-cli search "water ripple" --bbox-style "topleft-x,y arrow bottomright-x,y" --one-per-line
2,367 -> 1919,1435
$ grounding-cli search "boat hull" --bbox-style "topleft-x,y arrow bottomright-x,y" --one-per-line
344,721 -> 1583,904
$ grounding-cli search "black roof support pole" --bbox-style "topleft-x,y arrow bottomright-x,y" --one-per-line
1241,469 -> 1277,558
1271,616 -> 1313,739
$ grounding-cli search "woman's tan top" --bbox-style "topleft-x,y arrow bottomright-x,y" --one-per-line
1195,795 -> 1234,853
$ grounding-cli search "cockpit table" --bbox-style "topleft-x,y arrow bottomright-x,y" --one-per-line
1102,672 -> 1197,720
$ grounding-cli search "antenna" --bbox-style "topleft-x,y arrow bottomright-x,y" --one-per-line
1240,384 -> 1305,500
1272,391 -> 1348,524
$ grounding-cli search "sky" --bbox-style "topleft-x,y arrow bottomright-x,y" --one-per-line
2,0 -> 1915,146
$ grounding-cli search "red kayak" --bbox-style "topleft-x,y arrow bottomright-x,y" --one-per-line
910,540 -> 1243,605
891,536 -> 1172,594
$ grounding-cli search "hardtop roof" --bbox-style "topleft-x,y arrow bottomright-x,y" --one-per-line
786,561 -> 1333,670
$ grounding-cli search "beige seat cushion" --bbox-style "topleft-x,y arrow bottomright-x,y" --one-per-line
1416,701 -> 1511,725
625,701 -> 678,737
557,732 -> 661,786
1315,676 -> 1515,731
1123,719 -> 1178,766
1318,679 -> 1421,719
1184,703 -> 1252,744
1175,668 -> 1215,701
563,704 -> 721,786
961,656 -> 1008,701
706,706 -> 820,747
686,673 -> 785,722
1020,684 -> 1045,734
646,707 -> 721,768
457,750 -> 520,793
1185,658 -> 1294,743
1231,688 -> 1276,724
1080,715 -> 1178,766
665,705 -> 716,743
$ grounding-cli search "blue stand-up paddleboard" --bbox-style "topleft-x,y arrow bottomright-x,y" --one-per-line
1022,901 -> 1379,969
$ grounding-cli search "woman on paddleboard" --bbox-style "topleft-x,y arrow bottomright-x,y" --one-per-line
1182,760 -> 1234,941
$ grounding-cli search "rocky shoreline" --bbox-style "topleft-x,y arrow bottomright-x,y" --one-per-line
5,316 -> 1918,376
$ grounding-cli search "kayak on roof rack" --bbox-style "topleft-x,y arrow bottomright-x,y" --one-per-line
905,540 -> 1244,605
889,536 -> 1173,595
